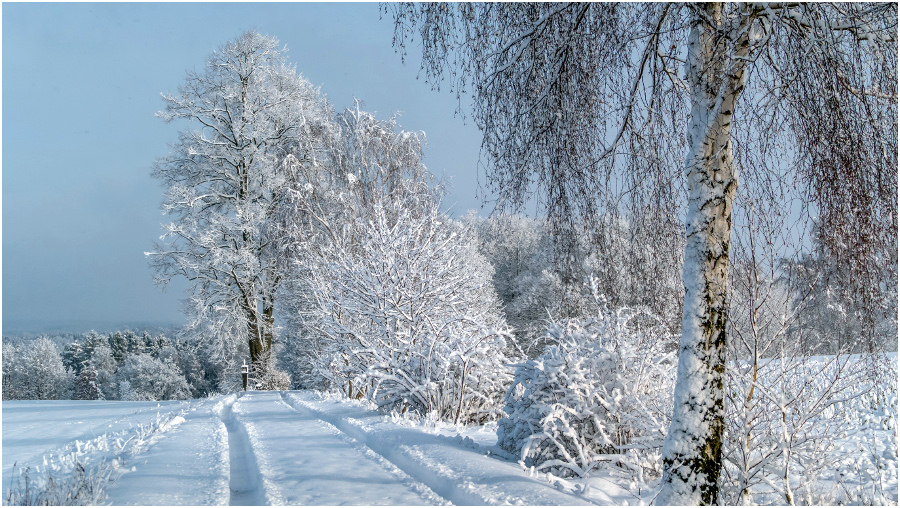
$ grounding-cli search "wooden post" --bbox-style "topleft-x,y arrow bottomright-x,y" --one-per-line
241,363 -> 249,391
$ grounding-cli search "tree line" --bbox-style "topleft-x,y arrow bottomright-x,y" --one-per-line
2,330 -> 201,401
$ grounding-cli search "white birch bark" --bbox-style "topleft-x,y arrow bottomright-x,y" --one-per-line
656,4 -> 750,504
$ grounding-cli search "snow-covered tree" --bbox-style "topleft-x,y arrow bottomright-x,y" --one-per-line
148,31 -> 332,383
302,194 -> 514,423
84,341 -> 118,400
172,339 -> 217,398
277,102 -> 436,389
73,366 -> 104,401
107,330 -> 146,363
473,214 -> 561,353
2,342 -> 19,400
474,212 -> 683,357
62,330 -> 107,376
7,338 -> 71,400
115,353 -> 191,401
329,101 -> 435,216
781,228 -> 898,356
388,3 -> 896,502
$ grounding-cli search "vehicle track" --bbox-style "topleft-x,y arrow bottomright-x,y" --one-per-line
217,394 -> 267,506
279,392 -> 491,506
275,392 -> 449,505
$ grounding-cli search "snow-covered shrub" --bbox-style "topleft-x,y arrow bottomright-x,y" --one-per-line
721,236 -> 897,505
721,351 -> 895,505
304,197 -> 514,424
115,354 -> 191,401
249,350 -> 291,390
498,286 -> 676,481
5,461 -> 107,506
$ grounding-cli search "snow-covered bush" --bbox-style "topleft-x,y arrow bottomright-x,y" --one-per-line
276,100 -> 438,392
721,229 -> 897,505
115,354 -> 191,401
304,197 -> 514,424
721,351 -> 895,505
249,350 -> 291,391
498,286 -> 676,481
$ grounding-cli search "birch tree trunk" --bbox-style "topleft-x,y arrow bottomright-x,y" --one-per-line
657,4 -> 750,504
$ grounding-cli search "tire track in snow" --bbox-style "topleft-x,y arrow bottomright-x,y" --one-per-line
216,394 -> 267,506
276,392 -> 449,506
280,392 -> 499,506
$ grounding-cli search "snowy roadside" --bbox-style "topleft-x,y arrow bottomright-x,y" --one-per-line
3,400 -> 194,505
2,399 -> 189,489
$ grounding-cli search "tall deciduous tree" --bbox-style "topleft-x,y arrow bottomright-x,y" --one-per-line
387,3 -> 897,503
148,32 -> 331,377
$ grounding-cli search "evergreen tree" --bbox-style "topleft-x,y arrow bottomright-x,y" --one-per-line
73,366 -> 104,400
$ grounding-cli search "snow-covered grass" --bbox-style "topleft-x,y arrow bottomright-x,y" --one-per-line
3,400 -> 190,505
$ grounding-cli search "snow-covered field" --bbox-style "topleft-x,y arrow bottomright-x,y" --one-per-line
3,385 -> 896,505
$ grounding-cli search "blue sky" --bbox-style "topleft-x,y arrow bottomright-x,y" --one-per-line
2,3 -> 487,331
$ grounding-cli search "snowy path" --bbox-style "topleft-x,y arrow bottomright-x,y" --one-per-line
219,394 -> 266,505
3,392 -> 634,505
230,391 -> 445,505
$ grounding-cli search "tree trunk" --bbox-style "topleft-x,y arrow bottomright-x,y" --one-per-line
247,299 -> 275,380
247,307 -> 265,366
657,4 -> 749,505
262,302 -> 275,352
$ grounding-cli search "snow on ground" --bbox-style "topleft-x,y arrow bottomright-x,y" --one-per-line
229,391 -> 446,505
1,391 -> 633,505
103,397 -> 229,505
283,391 -> 631,505
2,399 -> 189,496
2,384 -> 895,505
